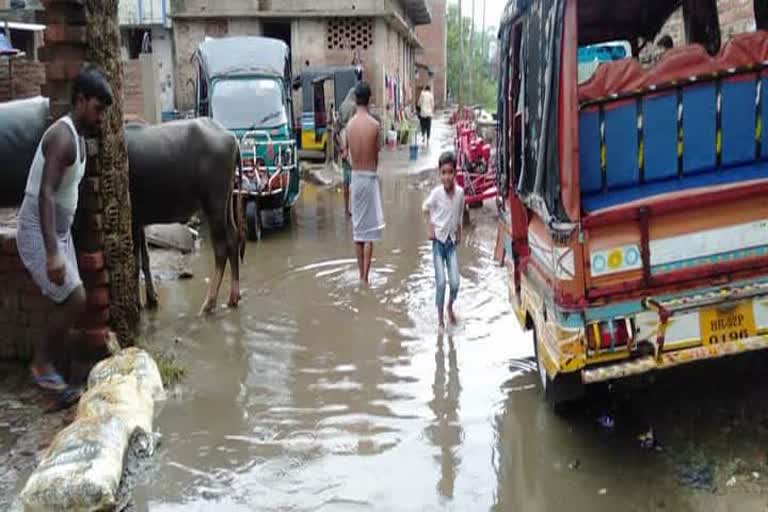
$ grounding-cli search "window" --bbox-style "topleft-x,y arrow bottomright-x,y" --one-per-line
327,18 -> 374,51
211,79 -> 287,130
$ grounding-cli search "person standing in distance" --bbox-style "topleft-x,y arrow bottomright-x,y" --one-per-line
418,85 -> 435,146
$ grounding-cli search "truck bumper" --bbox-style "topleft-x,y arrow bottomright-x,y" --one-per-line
582,333 -> 768,383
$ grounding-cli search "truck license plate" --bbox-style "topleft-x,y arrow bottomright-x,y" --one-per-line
700,301 -> 756,345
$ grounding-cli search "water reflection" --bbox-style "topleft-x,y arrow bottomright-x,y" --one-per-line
426,335 -> 462,499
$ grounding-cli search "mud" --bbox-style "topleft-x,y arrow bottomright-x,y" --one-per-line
5,120 -> 768,510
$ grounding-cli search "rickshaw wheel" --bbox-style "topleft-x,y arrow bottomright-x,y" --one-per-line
246,201 -> 262,242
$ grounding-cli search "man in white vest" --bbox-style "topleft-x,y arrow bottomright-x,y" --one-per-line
16,67 -> 113,400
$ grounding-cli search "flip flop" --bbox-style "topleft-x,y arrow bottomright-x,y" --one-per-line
31,369 -> 68,392
44,386 -> 82,414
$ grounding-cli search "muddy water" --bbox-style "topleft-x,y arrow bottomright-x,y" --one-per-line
128,122 -> 768,511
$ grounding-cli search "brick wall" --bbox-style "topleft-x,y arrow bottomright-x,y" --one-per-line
0,57 -> 45,102
123,58 -> 145,120
0,228 -> 46,361
415,0 -> 446,107
0,223 -> 111,363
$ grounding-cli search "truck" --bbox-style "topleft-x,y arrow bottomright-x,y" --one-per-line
496,0 -> 768,407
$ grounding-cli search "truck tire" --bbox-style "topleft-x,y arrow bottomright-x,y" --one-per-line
533,327 -> 585,412
246,201 -> 262,242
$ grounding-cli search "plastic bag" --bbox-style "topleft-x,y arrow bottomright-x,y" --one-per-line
88,347 -> 165,401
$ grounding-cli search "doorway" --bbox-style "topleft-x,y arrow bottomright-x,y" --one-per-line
262,21 -> 292,51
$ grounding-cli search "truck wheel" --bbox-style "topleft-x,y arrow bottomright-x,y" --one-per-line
246,201 -> 262,242
533,327 -> 585,412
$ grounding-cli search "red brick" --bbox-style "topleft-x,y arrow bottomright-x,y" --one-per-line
78,306 -> 110,328
0,258 -> 25,274
78,251 -> 105,271
44,25 -> 87,45
81,269 -> 110,287
20,292 -> 48,312
39,5 -> 87,25
1,236 -> 17,256
82,177 -> 100,195
81,213 -> 104,232
78,229 -> 105,252
80,192 -> 103,213
81,327 -> 110,350
45,61 -> 83,81
86,286 -> 110,309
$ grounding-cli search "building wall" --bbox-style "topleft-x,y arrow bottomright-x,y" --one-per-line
172,18 -> 242,110
169,0 -> 260,14
0,57 -> 44,102
415,0 -> 446,107
647,0 -> 757,58
293,16 -> 381,107
267,0 -> 381,13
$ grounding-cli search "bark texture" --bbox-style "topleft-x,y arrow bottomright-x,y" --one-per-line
84,0 -> 140,344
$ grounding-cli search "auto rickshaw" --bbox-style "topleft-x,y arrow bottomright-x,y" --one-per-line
194,36 -> 300,240
294,66 -> 361,159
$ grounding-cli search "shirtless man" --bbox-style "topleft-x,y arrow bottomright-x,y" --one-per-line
344,82 -> 385,284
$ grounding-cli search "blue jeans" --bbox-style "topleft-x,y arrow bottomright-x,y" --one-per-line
433,238 -> 460,310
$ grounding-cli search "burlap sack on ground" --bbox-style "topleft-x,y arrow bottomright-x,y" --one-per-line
20,349 -> 165,511
77,374 -> 154,440
87,347 -> 165,401
19,415 -> 133,512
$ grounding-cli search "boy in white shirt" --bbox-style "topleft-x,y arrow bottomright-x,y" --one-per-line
423,152 -> 465,328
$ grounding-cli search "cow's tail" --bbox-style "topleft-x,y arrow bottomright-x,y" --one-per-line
233,142 -> 246,263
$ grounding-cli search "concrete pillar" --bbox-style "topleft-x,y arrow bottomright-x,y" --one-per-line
140,52 -> 160,123
373,18 -> 388,109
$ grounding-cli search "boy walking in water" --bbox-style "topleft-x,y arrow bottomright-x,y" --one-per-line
423,152 -> 465,328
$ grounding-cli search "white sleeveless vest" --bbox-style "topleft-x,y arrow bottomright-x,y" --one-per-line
24,116 -> 86,212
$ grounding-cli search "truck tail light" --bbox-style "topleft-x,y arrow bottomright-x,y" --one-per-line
587,318 -> 633,351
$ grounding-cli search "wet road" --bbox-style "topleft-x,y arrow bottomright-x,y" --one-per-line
126,121 -> 768,511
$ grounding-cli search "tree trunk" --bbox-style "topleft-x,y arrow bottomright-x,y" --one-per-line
83,0 -> 140,344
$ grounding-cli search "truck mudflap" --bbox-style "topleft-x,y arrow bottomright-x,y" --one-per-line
582,280 -> 768,383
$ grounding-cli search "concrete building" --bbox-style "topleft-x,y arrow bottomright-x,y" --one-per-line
415,0 -> 446,108
169,0 -> 431,113
118,0 -> 175,120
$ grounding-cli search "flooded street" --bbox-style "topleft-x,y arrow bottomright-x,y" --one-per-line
111,122 -> 768,510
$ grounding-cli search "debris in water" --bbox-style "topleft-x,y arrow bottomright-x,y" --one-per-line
597,414 -> 615,430
638,428 -> 657,449
598,488 -> 607,496
726,476 -> 737,487
568,459 -> 581,470
753,472 -> 760,480
678,462 -> 715,492
178,271 -> 194,280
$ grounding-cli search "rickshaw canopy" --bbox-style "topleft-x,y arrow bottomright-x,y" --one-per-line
196,36 -> 289,80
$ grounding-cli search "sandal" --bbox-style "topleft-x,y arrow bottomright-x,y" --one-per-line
31,369 -> 68,392
45,386 -> 82,413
